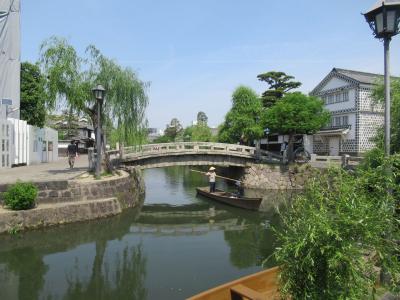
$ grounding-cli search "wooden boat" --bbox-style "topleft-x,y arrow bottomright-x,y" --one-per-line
196,187 -> 262,211
187,266 -> 279,300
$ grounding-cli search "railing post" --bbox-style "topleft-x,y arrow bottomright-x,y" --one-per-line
341,154 -> 350,168
255,140 -> 261,161
310,154 -> 317,162
119,142 -> 124,159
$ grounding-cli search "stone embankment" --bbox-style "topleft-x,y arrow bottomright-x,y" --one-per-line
241,163 -> 313,190
0,167 -> 145,234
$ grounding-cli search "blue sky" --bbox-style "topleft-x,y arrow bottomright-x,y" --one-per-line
21,0 -> 400,129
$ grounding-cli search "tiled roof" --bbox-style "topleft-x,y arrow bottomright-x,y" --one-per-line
333,68 -> 383,85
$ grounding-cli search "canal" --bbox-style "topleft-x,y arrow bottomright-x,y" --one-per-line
0,166 -> 293,300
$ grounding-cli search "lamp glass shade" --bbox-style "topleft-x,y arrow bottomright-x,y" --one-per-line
92,85 -> 106,101
94,89 -> 104,100
375,12 -> 384,34
387,10 -> 397,32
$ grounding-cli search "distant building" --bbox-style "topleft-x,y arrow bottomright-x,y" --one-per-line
147,128 -> 163,142
210,126 -> 218,137
49,118 -> 95,156
260,68 -> 385,157
310,68 -> 384,156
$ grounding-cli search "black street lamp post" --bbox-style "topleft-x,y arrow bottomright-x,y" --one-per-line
364,0 -> 400,157
92,85 -> 106,179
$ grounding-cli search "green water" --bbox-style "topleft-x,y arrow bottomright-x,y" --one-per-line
0,166 -> 294,300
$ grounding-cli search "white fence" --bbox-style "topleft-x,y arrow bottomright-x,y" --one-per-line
0,118 -> 13,168
0,118 -> 58,169
310,154 -> 362,167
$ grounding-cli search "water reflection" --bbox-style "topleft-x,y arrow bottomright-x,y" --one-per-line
0,166 -> 294,300
0,247 -> 48,300
63,244 -> 147,300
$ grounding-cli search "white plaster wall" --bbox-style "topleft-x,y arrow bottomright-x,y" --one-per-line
358,86 -> 384,113
324,88 -> 356,111
0,118 -> 13,168
27,126 -> 43,165
9,118 -> 28,165
45,127 -> 59,162
0,117 -> 59,167
320,77 -> 349,91
346,114 -> 356,140
358,113 -> 384,152
303,135 -> 313,154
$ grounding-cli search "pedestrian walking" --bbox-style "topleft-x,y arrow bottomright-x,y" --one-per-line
67,140 -> 78,169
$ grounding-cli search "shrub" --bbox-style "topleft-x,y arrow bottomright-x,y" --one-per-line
4,182 -> 38,210
273,166 -> 400,299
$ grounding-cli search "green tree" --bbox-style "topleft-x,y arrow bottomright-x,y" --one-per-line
257,71 -> 301,108
274,164 -> 400,299
218,86 -> 265,145
197,111 -> 208,126
192,124 -> 212,141
183,124 -> 212,142
39,37 -> 149,170
20,62 -> 47,127
153,135 -> 173,143
164,118 -> 183,142
265,92 -> 330,161
372,78 -> 400,153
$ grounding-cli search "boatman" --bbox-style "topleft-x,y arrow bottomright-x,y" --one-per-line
206,166 -> 216,193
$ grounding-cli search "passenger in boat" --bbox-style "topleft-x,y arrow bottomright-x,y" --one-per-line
235,180 -> 244,198
206,167 -> 216,193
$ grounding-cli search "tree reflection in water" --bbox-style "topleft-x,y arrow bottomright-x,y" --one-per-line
0,167 -> 296,300
223,190 -> 295,269
0,247 -> 48,300
63,243 -> 147,300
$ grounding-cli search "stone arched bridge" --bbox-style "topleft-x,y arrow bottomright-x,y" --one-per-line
108,142 -> 282,169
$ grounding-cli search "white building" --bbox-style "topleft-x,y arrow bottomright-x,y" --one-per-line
310,68 -> 384,156
1,115 -> 58,168
0,0 -> 20,119
0,0 -> 58,169
147,127 -> 164,142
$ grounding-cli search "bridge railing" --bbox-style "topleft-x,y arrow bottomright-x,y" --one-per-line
106,142 -> 282,163
124,142 -> 257,156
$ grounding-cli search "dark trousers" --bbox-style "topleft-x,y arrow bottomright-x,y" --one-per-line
209,182 -> 216,193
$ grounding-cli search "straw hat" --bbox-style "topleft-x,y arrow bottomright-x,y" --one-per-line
209,166 -> 216,171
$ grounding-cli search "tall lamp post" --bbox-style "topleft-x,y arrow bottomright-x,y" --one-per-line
92,85 -> 106,178
364,0 -> 400,157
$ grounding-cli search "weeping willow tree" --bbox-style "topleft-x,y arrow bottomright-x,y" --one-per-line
39,36 -> 149,171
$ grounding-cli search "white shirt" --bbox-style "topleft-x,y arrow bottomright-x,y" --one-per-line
206,171 -> 216,183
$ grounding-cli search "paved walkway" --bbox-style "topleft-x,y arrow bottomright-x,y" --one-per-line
0,155 -> 89,184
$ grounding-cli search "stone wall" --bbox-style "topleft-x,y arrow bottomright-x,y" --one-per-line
0,167 -> 145,234
241,163 -> 312,190
0,198 -> 124,234
0,168 -> 144,205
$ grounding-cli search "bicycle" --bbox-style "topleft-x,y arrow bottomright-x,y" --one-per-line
293,146 -> 311,163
